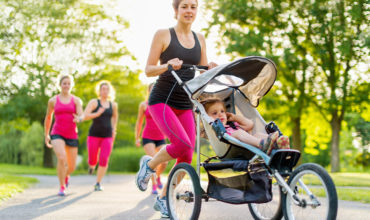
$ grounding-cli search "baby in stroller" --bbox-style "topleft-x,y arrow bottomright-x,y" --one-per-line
202,98 -> 290,155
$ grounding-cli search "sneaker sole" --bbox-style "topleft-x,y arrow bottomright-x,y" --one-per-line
135,156 -> 151,191
153,202 -> 160,211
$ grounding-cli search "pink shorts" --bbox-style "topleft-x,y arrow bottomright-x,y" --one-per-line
87,136 -> 113,167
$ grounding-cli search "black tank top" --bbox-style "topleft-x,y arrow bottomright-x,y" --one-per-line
88,99 -> 113,137
148,27 -> 201,109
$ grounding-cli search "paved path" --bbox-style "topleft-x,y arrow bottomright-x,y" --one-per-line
0,175 -> 369,219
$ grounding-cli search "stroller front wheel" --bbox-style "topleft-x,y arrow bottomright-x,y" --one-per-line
167,163 -> 202,220
282,163 -> 338,220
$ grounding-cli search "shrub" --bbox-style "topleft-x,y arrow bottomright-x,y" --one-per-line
19,122 -> 44,166
0,119 -> 29,164
107,147 -> 145,172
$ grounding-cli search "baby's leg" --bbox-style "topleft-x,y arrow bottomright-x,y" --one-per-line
231,129 -> 261,148
254,132 -> 268,139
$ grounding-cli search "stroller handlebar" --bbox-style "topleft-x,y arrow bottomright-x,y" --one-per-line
168,64 -> 208,72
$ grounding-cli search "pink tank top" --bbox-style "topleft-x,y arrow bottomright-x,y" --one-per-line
142,106 -> 165,140
51,95 -> 78,139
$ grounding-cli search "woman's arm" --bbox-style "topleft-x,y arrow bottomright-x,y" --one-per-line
145,29 -> 183,77
44,97 -> 55,148
226,112 -> 254,132
134,102 -> 146,147
80,99 -> 104,122
73,96 -> 86,123
111,102 -> 118,142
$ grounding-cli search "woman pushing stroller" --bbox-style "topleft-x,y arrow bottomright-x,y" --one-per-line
135,0 -> 216,218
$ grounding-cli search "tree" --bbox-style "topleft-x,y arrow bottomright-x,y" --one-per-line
203,0 -> 313,157
0,0 -> 139,167
203,0 -> 369,171
301,0 -> 368,171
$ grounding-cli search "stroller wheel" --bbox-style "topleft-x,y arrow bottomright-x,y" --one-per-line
282,163 -> 338,220
167,163 -> 202,220
248,182 -> 283,220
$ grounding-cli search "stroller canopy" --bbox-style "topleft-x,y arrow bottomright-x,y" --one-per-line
186,56 -> 277,107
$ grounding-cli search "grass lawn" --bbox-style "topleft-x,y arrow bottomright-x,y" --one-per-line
330,172 -> 370,187
0,174 -> 38,203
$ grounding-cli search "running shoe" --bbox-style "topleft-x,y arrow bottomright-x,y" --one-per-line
276,135 -> 290,149
156,177 -> 163,189
65,175 -> 70,188
94,183 -> 103,191
88,167 -> 94,175
135,155 -> 155,191
58,186 -> 66,196
153,196 -> 169,218
152,184 -> 158,195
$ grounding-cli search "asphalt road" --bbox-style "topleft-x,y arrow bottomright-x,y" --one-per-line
0,174 -> 369,220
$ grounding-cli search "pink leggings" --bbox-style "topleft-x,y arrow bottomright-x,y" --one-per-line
87,136 -> 113,167
148,103 -> 195,165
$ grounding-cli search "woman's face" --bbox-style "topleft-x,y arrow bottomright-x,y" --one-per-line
176,0 -> 198,24
100,84 -> 110,99
60,77 -> 72,93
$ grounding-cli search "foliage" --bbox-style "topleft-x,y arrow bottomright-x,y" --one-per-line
0,119 -> 29,164
0,0 -> 145,166
19,122 -> 44,166
108,147 -> 145,172
203,0 -> 369,171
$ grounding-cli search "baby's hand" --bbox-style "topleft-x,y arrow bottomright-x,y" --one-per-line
226,112 -> 236,121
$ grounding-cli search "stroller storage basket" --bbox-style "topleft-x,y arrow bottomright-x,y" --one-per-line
203,159 -> 272,204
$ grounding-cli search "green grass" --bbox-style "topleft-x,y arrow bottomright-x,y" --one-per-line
0,174 -> 38,202
0,163 -> 89,175
0,163 -> 57,175
306,187 -> 370,204
330,173 -> 370,187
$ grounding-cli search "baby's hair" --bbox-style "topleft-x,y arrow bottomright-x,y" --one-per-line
201,98 -> 226,113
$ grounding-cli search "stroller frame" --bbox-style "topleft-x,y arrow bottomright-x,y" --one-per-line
165,57 -> 338,220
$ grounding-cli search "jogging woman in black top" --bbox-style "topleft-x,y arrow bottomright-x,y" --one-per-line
135,0 -> 217,217
79,80 -> 118,191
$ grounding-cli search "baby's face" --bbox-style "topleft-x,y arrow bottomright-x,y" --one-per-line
207,102 -> 227,125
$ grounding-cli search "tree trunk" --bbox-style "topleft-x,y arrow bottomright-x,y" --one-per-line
330,113 -> 341,172
291,117 -> 302,151
43,144 -> 54,168
291,116 -> 303,164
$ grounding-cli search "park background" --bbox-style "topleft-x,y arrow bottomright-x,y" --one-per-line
0,0 -> 369,203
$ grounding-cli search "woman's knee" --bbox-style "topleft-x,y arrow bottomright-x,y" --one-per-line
68,165 -> 76,173
56,154 -> 67,164
99,158 -> 109,167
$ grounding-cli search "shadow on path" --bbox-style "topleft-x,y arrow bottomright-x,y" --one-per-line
0,191 -> 92,219
106,194 -> 165,220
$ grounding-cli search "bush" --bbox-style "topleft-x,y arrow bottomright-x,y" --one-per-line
107,147 -> 145,172
19,122 -> 44,166
0,119 -> 29,164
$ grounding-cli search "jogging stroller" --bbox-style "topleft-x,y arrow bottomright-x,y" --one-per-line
165,57 -> 338,220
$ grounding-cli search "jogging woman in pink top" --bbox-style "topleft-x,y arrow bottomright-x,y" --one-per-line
135,83 -> 168,195
44,74 -> 84,196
